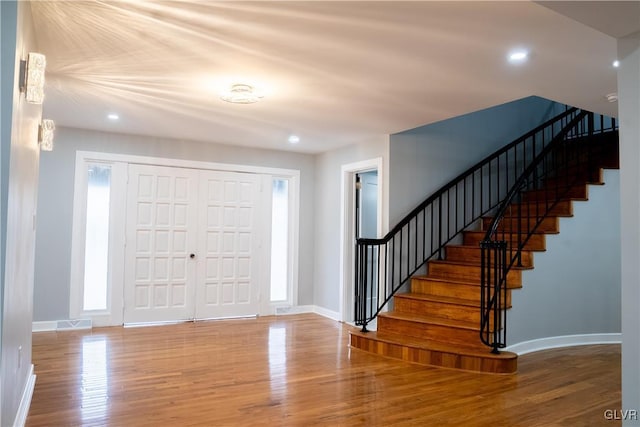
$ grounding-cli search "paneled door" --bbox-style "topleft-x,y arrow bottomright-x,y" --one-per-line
124,165 -> 264,324
195,171 -> 262,319
124,165 -> 199,323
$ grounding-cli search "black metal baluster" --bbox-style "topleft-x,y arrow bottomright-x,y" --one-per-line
406,223 -> 410,280
463,177 -> 467,228
438,196 -> 443,259
422,208 -> 426,263
390,235 -> 395,303
488,161 -> 492,208
480,241 -> 488,344
472,171 -> 476,220
492,244 -> 500,353
430,204 -> 434,257
414,217 -> 418,272
446,189 -> 451,242
480,166 -> 484,215
399,229 -> 404,285
354,240 -> 360,325
385,241 -> 389,302
501,242 -> 508,348
376,244 -> 381,319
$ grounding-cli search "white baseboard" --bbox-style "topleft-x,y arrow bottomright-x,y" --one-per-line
273,305 -> 341,321
313,305 -> 341,321
32,321 -> 57,332
13,364 -> 36,427
275,305 -> 315,315
33,319 -> 92,332
35,310 -> 343,332
505,333 -> 621,355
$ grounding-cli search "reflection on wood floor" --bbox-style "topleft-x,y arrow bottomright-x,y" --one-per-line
27,314 -> 620,426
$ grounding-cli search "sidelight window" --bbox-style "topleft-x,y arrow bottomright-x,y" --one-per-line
270,178 -> 289,302
83,164 -> 112,311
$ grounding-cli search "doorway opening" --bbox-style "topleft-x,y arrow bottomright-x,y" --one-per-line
339,158 -> 383,326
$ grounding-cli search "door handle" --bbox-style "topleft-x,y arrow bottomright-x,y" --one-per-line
190,253 -> 196,259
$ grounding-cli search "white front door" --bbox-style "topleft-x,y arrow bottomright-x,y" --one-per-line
195,171 -> 262,319
124,165 -> 264,323
124,164 -> 199,323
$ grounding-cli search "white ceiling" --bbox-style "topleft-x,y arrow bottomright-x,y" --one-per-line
31,1 -> 635,154
537,1 -> 640,39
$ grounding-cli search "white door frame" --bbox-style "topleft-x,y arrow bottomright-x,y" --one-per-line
70,151 -> 300,326
339,157 -> 384,325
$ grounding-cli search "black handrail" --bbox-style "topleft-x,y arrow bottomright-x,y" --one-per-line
355,107 -> 582,331
480,111 -> 618,352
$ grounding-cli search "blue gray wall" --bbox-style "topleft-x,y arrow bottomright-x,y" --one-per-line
313,136 -> 389,314
1,1 -> 42,423
509,170 -> 621,343
618,32 -> 640,424
389,96 -> 564,224
34,127 -> 316,321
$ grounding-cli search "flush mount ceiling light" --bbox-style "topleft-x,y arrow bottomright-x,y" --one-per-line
107,113 -> 119,120
220,84 -> 264,104
19,52 -> 47,104
38,119 -> 55,151
613,60 -> 620,68
605,92 -> 618,103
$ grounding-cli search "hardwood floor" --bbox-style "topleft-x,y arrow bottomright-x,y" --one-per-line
27,314 -> 620,426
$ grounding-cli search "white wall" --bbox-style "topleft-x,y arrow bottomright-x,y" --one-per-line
34,127 -> 316,321
313,136 -> 389,313
618,31 -> 640,425
508,170 -> 621,343
1,0 -> 41,423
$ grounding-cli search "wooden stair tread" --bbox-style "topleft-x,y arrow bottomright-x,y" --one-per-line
523,193 -> 589,202
472,230 -> 560,236
413,275 -> 495,287
505,200 -> 574,217
464,229 -> 552,236
379,311 -> 480,331
396,292 -> 480,308
429,259 -> 533,271
445,244 -> 482,250
350,330 -> 516,360
396,292 -> 513,310
445,244 -> 535,257
446,244 -> 533,253
503,212 -> 573,218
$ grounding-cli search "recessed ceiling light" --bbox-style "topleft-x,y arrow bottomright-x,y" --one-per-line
508,50 -> 528,63
288,135 -> 300,144
613,60 -> 620,68
107,113 -> 119,120
221,84 -> 264,104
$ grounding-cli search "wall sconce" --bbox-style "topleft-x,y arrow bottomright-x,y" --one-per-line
19,52 -> 47,104
38,119 -> 55,151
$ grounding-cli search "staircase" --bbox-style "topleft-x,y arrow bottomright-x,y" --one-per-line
349,117 -> 619,374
